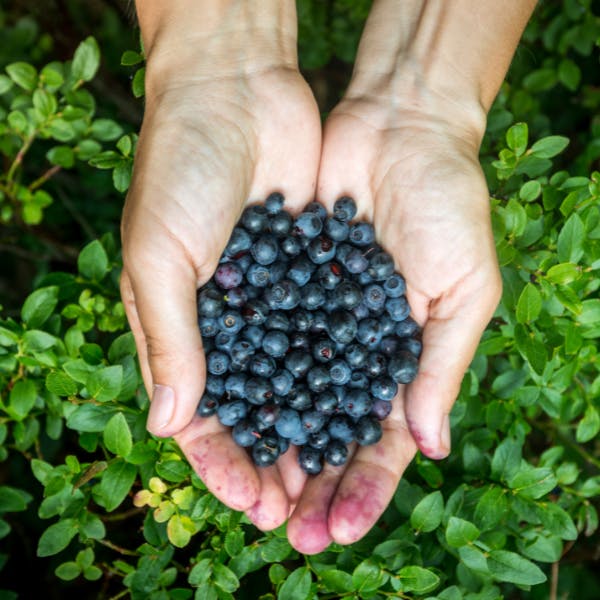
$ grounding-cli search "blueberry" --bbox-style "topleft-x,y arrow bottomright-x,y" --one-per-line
242,299 -> 269,325
370,399 -> 393,420
230,340 -> 255,365
312,337 -> 336,363
236,253 -> 252,273
278,436 -> 290,455
215,331 -> 236,354
333,196 -> 357,222
271,369 -> 294,396
197,288 -> 224,318
380,336 -> 399,356
285,350 -> 314,379
371,376 -> 398,401
383,274 -> 406,298
298,446 -> 322,475
290,430 -> 309,446
225,373 -> 247,399
304,201 -> 328,220
316,262 -> 344,290
395,316 -> 420,338
251,234 -> 279,265
264,311 -> 290,332
232,419 -> 259,446
333,280 -> 363,310
241,324 -> 264,349
355,417 -> 383,445
388,351 -> 419,384
246,263 -> 272,287
224,286 -> 248,308
345,343 -> 368,369
224,227 -> 252,257
398,337 -> 423,358
214,262 -> 244,290
286,385 -> 312,411
267,260 -> 288,284
244,377 -> 273,405
271,211 -> 293,235
301,409 -> 326,434
351,301 -> 370,321
300,282 -> 326,310
249,353 -> 277,378
367,251 -> 395,281
289,331 -> 310,351
306,365 -> 331,392
349,222 -> 375,246
241,205 -> 269,233
307,235 -> 337,264
380,315 -> 397,337
207,351 -> 230,376
254,403 -> 281,431
314,390 -> 339,415
358,270 -> 375,287
348,371 -> 369,391
385,296 -> 411,322
270,279 -> 301,310
327,310 -> 358,344
292,310 -> 313,332
310,310 -> 329,334
281,235 -> 302,257
275,408 -> 302,439
343,249 -> 368,274
328,415 -> 356,443
252,435 -> 280,467
265,191 -> 285,214
199,316 -> 219,338
262,330 -> 289,357
217,400 -> 248,426
324,440 -> 349,467
364,352 -> 387,378
198,393 -> 219,417
308,429 -> 330,450
356,317 -> 383,348
328,359 -> 352,385
205,375 -> 225,397
363,284 -> 386,311
217,310 -> 244,336
288,257 -> 314,287
294,212 -> 323,238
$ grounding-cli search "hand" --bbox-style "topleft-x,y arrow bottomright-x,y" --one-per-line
121,49 -> 322,528
286,91 -> 502,553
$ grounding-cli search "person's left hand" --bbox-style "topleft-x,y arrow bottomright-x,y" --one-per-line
286,91 -> 502,554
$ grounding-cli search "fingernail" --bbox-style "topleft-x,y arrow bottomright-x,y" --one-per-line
147,384 -> 175,434
439,413 -> 451,456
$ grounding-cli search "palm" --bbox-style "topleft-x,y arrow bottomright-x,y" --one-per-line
287,99 -> 501,552
121,69 -> 322,529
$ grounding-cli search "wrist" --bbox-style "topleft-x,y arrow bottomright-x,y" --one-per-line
136,0 -> 299,97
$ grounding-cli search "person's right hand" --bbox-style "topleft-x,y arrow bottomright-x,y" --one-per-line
120,8 -> 321,530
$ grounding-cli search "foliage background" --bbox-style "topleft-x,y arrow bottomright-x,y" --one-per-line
0,1 -> 599,599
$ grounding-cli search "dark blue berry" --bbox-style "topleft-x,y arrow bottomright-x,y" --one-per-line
348,371 -> 370,391
198,393 -> 219,417
249,353 -> 276,378
333,280 -> 363,311
224,227 -> 252,257
304,201 -> 328,220
199,316 -> 219,338
242,300 -> 269,325
241,205 -> 268,233
217,400 -> 248,426
270,279 -> 301,310
307,235 -> 337,264
328,359 -> 352,385
356,317 -> 383,348
224,286 -> 248,308
265,192 -> 285,214
218,310 -> 245,334
316,261 -> 343,290
290,331 -> 310,351
197,288 -> 224,318
205,375 -> 225,397
385,296 -> 411,322
370,399 -> 393,420
345,343 -> 368,369
285,350 -> 314,379
324,217 -> 350,242
328,415 -> 356,443
398,337 -> 423,358
324,440 -> 348,466
252,435 -> 280,467
308,429 -> 330,450
300,282 -> 326,310
367,252 -> 395,281
363,284 -> 386,311
349,222 -> 375,246
254,403 -> 281,431
262,330 -> 289,358
246,263 -> 271,287
232,419 -> 259,446
327,310 -> 358,344
333,196 -> 357,222
388,351 -> 419,384
251,234 -> 279,265
371,376 -> 398,401
298,446 -> 322,475
207,351 -> 230,375
383,274 -> 406,298
364,352 -> 387,378
312,337 -> 336,363
241,325 -> 264,349
314,390 -> 339,415
214,262 -> 244,289
288,257 -> 314,287
355,417 -> 383,445
275,408 -> 302,439
225,373 -> 247,398
395,316 -> 420,338
286,385 -> 312,410
306,365 -> 331,392
271,369 -> 294,396
294,212 -> 323,238
264,311 -> 290,332
244,377 -> 273,405
281,235 -> 302,257
343,249 -> 368,274
309,311 -> 329,334
271,211 -> 293,235
301,409 -> 326,434
230,340 -> 255,365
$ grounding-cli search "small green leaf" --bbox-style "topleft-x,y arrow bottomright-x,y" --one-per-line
0,74 -> 14,93
72,37 -> 100,82
278,566 -> 312,600
167,514 -> 194,548
47,146 -> 75,168
491,438 -> 522,482
78,240 -> 109,281
83,566 -> 102,581
55,561 -> 81,581
516,283 -> 542,323
445,517 -> 480,547
33,89 -> 58,118
398,566 -> 440,594
545,263 -> 581,285
0,486 -> 31,512
132,67 -> 145,98
576,406 -> 600,443
87,365 -> 123,402
9,380 -> 37,420
487,550 -> 546,585
530,136 -> 570,159
538,502 -> 578,540
23,329 -> 57,351
95,459 -> 136,511
121,50 -> 143,66
557,213 -> 584,263
558,58 -> 581,91
189,559 -> 212,586
519,180 -> 542,202
260,537 -> 292,562
91,118 -> 123,141
37,518 -> 78,557
113,161 -> 132,193
577,299 -> 600,327
508,466 -> 557,499
506,123 -> 528,156
212,563 -> 239,593
352,559 -> 388,593
45,371 -> 78,396
21,286 -> 58,328
103,412 -> 133,457
224,530 -> 244,557
320,569 -> 353,593
410,491 -> 444,532
6,62 -> 37,90
517,531 -> 563,563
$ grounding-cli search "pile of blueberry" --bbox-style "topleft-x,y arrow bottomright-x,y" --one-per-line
196,194 -> 421,475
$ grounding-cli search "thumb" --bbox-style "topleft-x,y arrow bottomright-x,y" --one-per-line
404,280 -> 501,459
126,249 -> 208,438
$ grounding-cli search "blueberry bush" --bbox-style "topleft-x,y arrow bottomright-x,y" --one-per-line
0,2 -> 599,599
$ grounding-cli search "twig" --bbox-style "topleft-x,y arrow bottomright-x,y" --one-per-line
101,507 -> 145,522
29,165 -> 62,192
550,560 -> 559,600
6,134 -> 36,184
97,538 -> 138,557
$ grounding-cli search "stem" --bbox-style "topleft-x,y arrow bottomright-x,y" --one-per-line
550,560 -> 559,600
6,134 -> 36,184
97,538 -> 138,557
101,507 -> 145,522
29,165 -> 62,192
108,589 -> 129,600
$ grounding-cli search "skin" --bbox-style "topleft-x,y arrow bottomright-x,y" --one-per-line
123,0 -> 536,552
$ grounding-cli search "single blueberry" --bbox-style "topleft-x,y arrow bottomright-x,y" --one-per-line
287,256 -> 314,287
300,282 -> 326,310
333,196 -> 357,222
316,261 -> 343,290
252,435 -> 280,467
217,400 -> 248,427
271,369 -> 294,396
197,393 -> 219,417
298,446 -> 323,475
286,385 -> 313,411
328,358 -> 352,385
304,201 -> 328,220
385,296 -> 411,322
207,351 -> 230,376
307,235 -> 337,264
348,371 -> 370,391
246,263 -> 272,287
275,408 -> 302,439
241,324 -> 264,349
388,351 -> 419,384
244,377 -> 273,405
306,365 -> 331,392
383,274 -> 407,298
308,429 -> 330,451
214,261 -> 244,290
398,337 -> 423,358
355,417 -> 383,446
225,373 -> 247,399
224,226 -> 252,257
333,280 -> 363,310
254,403 -> 281,431
281,235 -> 302,257
343,249 -> 368,274
367,251 -> 395,281
262,330 -> 289,357
292,310 -> 313,332
199,316 -> 219,338
363,284 -> 387,312
285,350 -> 314,379
395,316 -> 421,338
364,352 -> 388,378
312,337 -> 337,363
271,211 -> 293,235
314,390 -> 339,415
264,311 -> 290,332
327,310 -> 358,344
324,440 -> 348,467
251,234 -> 279,265
356,317 -> 383,348
241,205 -> 269,233
197,288 -> 224,318
289,331 -> 310,351
294,212 -> 323,239
328,415 -> 356,444
232,419 -> 259,447
264,191 -> 285,214
301,409 -> 327,434
224,286 -> 248,308
324,217 -> 350,242
205,375 -> 225,397
371,376 -> 398,401
370,399 -> 393,420
345,343 -> 368,369
242,299 -> 270,325
249,353 -> 277,378
218,309 -> 245,334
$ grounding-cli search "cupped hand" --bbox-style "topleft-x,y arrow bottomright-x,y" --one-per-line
287,93 -> 502,553
121,65 -> 321,528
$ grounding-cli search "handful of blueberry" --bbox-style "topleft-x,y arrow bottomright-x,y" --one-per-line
197,194 -> 421,475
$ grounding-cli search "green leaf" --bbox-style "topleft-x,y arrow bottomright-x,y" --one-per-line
319,569 -> 353,593
278,567 -> 312,600
21,286 -> 58,328
103,412 -> 133,457
167,514 -> 193,548
189,559 -> 212,586
45,371 -> 78,396
0,486 -> 31,512
530,136 -> 570,159
398,566 -> 440,594
538,502 -> 578,540
514,324 -> 547,376
91,118 -> 123,141
9,380 -> 37,420
557,213 -> 585,263
37,518 -> 78,556
516,283 -> 542,323
33,89 -> 57,118
410,491 -> 444,533
47,146 -> 75,168
506,123 -> 528,156
508,466 -> 557,499
224,530 -> 244,557
96,459 -> 136,511
577,299 -> 600,327
83,566 -> 102,581
517,531 -> 563,563
87,365 -> 123,402
558,58 -> 581,91
0,74 -> 14,93
113,161 -> 132,193
72,37 -> 100,82
260,537 -> 292,562
487,550 -> 546,586
132,67 -> 145,98
23,329 -> 57,352
445,517 -> 480,547
352,559 -> 388,593
491,438 -> 522,482
76,139 -> 102,160
523,68 -> 557,93
78,240 -> 109,281
55,561 -> 81,581
519,180 -> 542,203
576,405 -> 600,443
121,50 -> 143,66
545,263 -> 581,285
212,563 -> 239,593
6,62 -> 37,90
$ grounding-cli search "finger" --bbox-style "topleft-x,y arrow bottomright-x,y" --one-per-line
328,404 -> 417,545
125,239 -> 207,438
176,415 -> 260,512
245,466 -> 289,531
275,445 -> 307,511
404,273 -> 502,459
